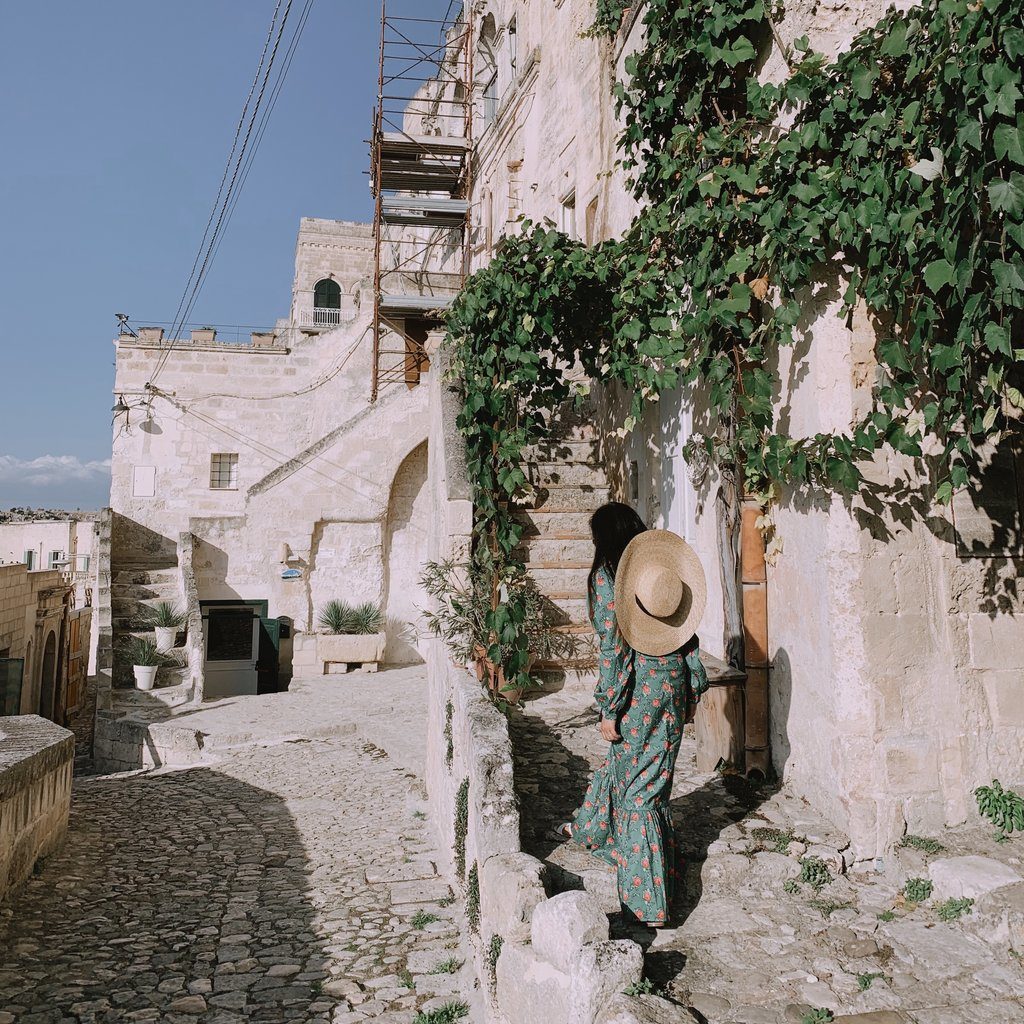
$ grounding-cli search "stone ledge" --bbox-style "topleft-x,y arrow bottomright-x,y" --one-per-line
0,716 -> 74,802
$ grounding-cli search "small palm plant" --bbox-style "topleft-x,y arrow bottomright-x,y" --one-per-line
121,636 -> 168,667
318,600 -> 385,635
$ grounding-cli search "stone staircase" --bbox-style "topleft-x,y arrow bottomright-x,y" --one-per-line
517,412 -> 611,693
111,559 -> 191,701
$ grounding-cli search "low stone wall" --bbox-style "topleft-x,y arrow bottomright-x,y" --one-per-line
424,346 -> 690,1023
0,716 -> 74,903
92,714 -> 208,773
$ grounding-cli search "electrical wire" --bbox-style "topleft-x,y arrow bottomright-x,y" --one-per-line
150,0 -> 298,386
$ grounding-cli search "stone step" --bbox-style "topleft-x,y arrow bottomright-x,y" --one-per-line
525,461 -> 608,488
529,664 -> 599,695
517,536 -> 593,564
529,564 -> 590,592
514,509 -> 593,537
519,484 -> 610,513
541,593 -> 590,625
112,567 -> 179,585
522,437 -> 600,464
113,680 -> 194,709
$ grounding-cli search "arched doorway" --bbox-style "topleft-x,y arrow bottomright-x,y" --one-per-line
384,442 -> 429,664
40,631 -> 57,720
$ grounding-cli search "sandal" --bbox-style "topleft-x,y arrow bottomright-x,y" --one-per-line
547,822 -> 573,842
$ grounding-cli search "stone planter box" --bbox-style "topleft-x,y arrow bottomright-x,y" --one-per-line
190,328 -> 216,344
251,331 -> 276,348
317,632 -> 386,673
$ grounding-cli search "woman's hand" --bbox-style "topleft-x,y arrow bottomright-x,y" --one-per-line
600,717 -> 622,743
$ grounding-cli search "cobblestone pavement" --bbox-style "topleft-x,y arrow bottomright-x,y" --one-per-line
511,688 -> 1024,1024
0,669 -> 478,1024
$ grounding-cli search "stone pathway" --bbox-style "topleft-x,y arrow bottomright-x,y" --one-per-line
511,687 -> 1024,1024
0,669 -> 479,1024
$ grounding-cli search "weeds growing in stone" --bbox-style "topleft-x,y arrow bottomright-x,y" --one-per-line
411,910 -> 440,930
936,897 -> 974,922
398,969 -> 414,989
486,934 -> 503,991
901,834 -> 944,855
903,877 -> 933,903
750,826 -> 799,853
466,862 -> 480,932
975,779 -> 1024,839
413,1001 -> 469,1024
877,910 -> 896,922
454,778 -> 469,879
624,977 -> 665,997
431,957 -> 463,975
783,879 -> 800,895
809,897 -> 854,919
801,1010 -> 834,1024
444,701 -> 454,769
857,972 -> 886,991
799,856 -> 832,891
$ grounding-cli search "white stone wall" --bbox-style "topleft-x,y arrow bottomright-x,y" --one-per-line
455,0 -> 1024,860
110,220 -> 431,668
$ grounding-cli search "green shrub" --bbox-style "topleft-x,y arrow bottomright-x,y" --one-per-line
975,779 -> 1024,839
799,856 -> 832,891
467,862 -> 480,932
318,599 -> 384,635
903,877 -> 933,903
411,910 -> 440,930
143,600 -> 186,628
936,897 -> 974,922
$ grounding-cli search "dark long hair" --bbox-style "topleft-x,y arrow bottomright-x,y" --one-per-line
587,502 -> 647,614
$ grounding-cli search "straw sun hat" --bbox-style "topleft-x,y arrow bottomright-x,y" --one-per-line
614,530 -> 707,656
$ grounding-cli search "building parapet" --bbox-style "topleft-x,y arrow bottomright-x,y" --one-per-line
0,715 -> 74,903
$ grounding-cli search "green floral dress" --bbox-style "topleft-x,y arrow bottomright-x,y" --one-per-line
571,568 -> 708,923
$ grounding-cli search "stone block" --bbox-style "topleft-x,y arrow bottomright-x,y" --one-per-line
928,855 -> 1022,901
595,993 -> 700,1024
569,940 -> 644,1024
495,940 -> 570,1024
882,737 -> 939,796
981,671 -> 1024,727
481,852 -> 548,942
968,614 -> 1024,670
531,890 -> 609,972
962,881 -> 1024,951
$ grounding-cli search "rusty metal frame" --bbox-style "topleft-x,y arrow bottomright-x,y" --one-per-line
371,1 -> 473,401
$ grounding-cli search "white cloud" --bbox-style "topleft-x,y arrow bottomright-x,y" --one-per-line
0,454 -> 111,486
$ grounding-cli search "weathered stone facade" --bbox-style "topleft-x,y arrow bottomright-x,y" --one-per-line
451,0 -> 1024,862
108,219 -> 432,693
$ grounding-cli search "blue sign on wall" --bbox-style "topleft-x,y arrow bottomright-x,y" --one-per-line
281,568 -> 303,580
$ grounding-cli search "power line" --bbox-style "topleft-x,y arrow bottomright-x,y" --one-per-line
149,0 -> 299,386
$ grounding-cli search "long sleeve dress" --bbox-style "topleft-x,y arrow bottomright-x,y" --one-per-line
571,568 -> 708,924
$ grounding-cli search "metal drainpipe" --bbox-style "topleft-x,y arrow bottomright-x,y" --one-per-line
741,495 -> 770,776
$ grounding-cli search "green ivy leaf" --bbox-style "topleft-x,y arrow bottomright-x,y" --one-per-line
923,259 -> 956,292
994,123 -> 1024,165
989,174 -> 1024,217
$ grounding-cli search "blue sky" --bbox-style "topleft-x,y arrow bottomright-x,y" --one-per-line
0,0 -> 426,509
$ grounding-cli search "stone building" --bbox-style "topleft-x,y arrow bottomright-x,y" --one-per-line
0,511 -> 98,608
0,561 -> 89,729
105,219 -> 432,708
415,0 -> 1024,862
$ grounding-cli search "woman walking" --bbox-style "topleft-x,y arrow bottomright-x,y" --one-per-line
559,502 -> 708,926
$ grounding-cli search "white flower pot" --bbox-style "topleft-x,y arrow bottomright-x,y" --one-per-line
154,626 -> 177,653
133,664 -> 159,691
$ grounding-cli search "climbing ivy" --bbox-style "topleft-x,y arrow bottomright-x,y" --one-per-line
444,0 -> 1024,680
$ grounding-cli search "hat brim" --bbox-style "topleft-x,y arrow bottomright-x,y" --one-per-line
614,530 -> 707,657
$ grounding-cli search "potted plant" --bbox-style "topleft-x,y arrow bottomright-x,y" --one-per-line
143,600 -> 186,653
121,636 -> 175,691
315,599 -> 387,671
420,558 -> 577,704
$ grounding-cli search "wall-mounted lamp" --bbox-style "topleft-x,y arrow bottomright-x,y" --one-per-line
278,542 -> 293,564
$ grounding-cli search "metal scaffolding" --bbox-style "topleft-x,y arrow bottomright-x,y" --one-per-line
370,2 -> 473,400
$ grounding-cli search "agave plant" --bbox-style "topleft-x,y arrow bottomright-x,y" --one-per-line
142,601 -> 186,628
318,599 -> 384,635
120,635 -> 177,667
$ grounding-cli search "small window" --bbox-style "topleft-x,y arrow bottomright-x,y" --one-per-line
23,550 -> 35,570
313,279 -> 341,310
559,190 -> 577,239
484,74 -> 498,123
76,554 -> 90,572
48,550 -> 65,569
210,453 -> 239,490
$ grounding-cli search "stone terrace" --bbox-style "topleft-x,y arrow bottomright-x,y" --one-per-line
0,669 -> 481,1024
510,687 -> 1024,1024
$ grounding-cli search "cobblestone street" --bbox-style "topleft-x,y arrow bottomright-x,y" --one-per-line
0,670 -> 478,1024
511,689 -> 1024,1024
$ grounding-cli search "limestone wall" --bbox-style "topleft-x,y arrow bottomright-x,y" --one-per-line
110,219 -> 431,668
0,716 -> 74,903
455,0 -> 1024,861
